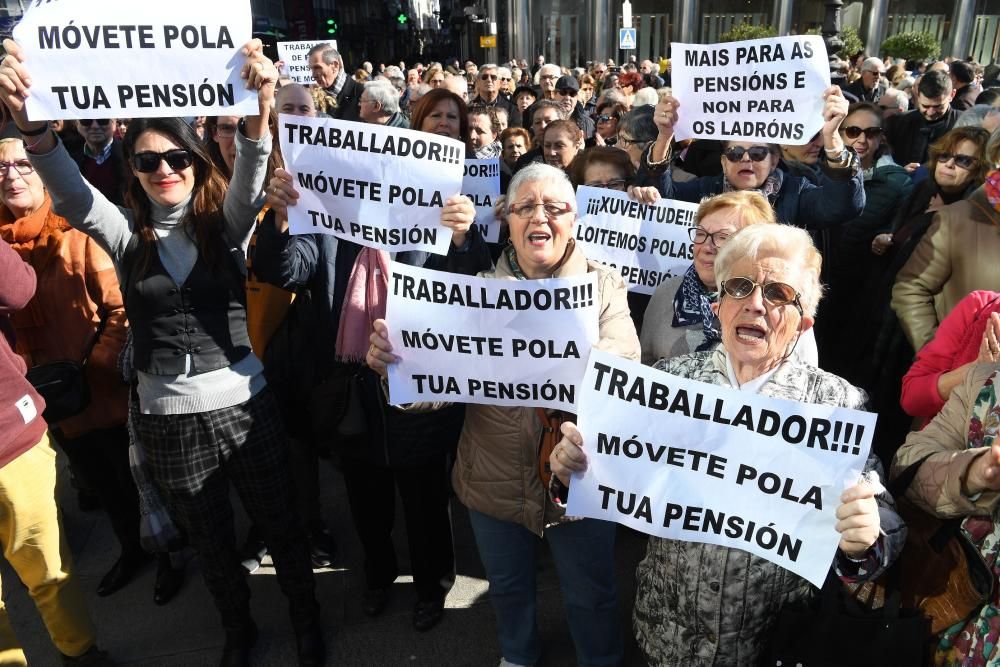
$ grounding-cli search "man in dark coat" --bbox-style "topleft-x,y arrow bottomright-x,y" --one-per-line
68,119 -> 128,206
885,70 -> 960,167
307,43 -> 362,122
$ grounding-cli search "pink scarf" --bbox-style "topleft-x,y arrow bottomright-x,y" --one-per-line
335,247 -> 390,362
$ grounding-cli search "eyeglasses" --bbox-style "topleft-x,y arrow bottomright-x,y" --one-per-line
936,152 -> 978,170
556,88 -> 577,96
213,123 -> 237,137
509,201 -> 573,218
596,114 -> 619,123
79,119 -> 110,128
480,73 -> 499,81
688,227 -> 731,247
617,135 -> 643,147
841,126 -> 882,140
721,276 -> 802,313
584,179 -> 627,191
0,159 -> 35,181
723,146 -> 771,162
540,74 -> 558,80
131,149 -> 195,173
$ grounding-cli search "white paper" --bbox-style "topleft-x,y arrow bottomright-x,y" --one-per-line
280,114 -> 465,255
277,40 -> 331,85
670,36 -> 831,145
386,262 -> 599,411
462,158 -> 501,244
574,186 -> 699,295
13,0 -> 257,120
566,349 -> 875,587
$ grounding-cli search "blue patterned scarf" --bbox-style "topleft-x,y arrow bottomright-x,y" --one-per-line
671,264 -> 720,351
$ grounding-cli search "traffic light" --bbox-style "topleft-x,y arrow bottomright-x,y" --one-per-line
396,12 -> 408,25
325,17 -> 338,35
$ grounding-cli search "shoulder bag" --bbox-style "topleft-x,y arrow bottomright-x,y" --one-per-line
26,315 -> 107,423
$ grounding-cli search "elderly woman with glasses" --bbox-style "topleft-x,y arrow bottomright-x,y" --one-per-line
640,190 -> 818,365
641,88 -> 865,229
551,222 -> 904,666
367,163 -> 640,667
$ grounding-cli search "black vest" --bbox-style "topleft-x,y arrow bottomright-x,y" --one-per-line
122,235 -> 251,375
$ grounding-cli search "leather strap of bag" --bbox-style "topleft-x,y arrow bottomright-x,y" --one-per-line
81,309 -> 109,368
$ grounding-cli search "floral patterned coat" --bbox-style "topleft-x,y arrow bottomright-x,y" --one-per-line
634,349 -> 905,666
892,363 -> 1000,666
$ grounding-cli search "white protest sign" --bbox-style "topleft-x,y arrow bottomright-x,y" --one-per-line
670,36 -> 830,145
463,158 -> 501,243
386,262 -> 599,411
566,349 -> 875,587
277,40 -> 331,84
280,114 -> 465,255
13,0 -> 257,120
574,186 -> 698,295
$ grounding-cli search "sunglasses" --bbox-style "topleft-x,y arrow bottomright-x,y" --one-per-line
723,146 -> 771,162
132,149 -> 194,173
596,114 -> 619,123
556,88 -> 577,96
936,152 -> 977,169
480,73 -> 499,81
79,119 -> 110,127
841,126 -> 882,140
721,276 -> 802,313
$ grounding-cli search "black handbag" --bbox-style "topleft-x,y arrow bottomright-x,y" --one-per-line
762,569 -> 931,667
26,316 -> 106,423
308,362 -> 368,450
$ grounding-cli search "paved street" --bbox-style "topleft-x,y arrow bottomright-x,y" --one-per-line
2,451 -> 648,666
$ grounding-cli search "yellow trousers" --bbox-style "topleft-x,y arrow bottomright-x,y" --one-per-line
0,434 -> 95,665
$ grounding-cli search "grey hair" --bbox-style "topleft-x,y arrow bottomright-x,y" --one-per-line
714,224 -> 824,318
956,104 -> 999,129
619,105 -> 658,143
480,63 -> 498,73
364,80 -> 400,114
533,98 -> 569,120
498,66 -> 512,79
631,87 -> 659,108
539,63 -> 561,78
307,43 -> 342,67
506,163 -> 577,214
878,87 -> 908,113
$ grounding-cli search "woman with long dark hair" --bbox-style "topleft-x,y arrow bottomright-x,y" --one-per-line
0,39 -> 323,666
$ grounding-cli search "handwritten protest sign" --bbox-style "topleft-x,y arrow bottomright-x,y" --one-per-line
280,114 -> 465,255
277,40 -> 330,84
670,35 -> 830,145
13,0 -> 257,120
574,186 -> 698,294
566,349 -> 875,587
386,262 -> 598,411
463,158 -> 501,243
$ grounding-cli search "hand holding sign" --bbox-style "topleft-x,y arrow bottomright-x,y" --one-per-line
367,318 -> 398,379
439,195 -> 477,248
0,39 -> 35,127
820,85 -> 848,153
551,421 -> 588,486
265,167 -> 297,232
834,481 -> 881,558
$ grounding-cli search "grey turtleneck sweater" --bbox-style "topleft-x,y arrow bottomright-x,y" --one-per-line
31,130 -> 272,415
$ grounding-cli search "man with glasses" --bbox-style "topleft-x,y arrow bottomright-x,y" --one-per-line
470,64 -> 512,114
885,69 -> 960,168
70,118 -> 126,206
844,57 -> 887,104
553,75 -> 595,140
876,88 -> 908,119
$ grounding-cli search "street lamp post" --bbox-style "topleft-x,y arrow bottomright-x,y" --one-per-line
822,0 -> 845,83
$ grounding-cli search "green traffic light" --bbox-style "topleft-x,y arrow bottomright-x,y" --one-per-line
326,18 -> 334,25
396,13 -> 408,24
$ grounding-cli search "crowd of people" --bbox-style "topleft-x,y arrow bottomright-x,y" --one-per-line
0,28 -> 998,667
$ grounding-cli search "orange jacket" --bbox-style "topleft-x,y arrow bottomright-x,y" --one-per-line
1,197 -> 128,438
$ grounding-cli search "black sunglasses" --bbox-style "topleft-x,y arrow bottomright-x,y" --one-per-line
596,114 -> 619,123
721,277 -> 802,313
842,126 -> 882,140
557,88 -> 577,96
723,146 -> 771,162
79,119 -> 110,127
132,149 -> 195,173
936,152 -> 978,169
480,73 -> 499,81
